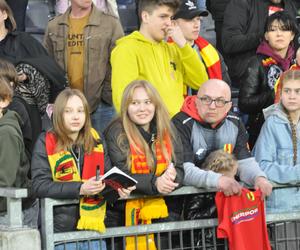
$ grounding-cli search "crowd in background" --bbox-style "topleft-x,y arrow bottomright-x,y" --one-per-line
1,0 -> 300,249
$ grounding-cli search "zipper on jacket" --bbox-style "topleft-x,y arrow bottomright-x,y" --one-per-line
150,134 -> 157,173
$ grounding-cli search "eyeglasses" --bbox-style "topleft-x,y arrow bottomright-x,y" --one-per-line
197,96 -> 231,107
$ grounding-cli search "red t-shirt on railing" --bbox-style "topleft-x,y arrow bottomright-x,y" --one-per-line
216,188 -> 271,250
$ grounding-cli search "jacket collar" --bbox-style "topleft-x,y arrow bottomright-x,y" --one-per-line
58,3 -> 102,26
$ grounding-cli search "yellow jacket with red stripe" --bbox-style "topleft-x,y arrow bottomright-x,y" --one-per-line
111,31 -> 208,117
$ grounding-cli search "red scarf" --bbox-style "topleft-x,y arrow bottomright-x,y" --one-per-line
194,36 -> 222,79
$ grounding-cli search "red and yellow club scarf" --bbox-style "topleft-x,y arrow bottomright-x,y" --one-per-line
182,36 -> 222,96
45,128 -> 106,233
194,36 -> 222,80
125,134 -> 172,250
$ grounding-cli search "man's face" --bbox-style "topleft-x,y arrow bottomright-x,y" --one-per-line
71,0 -> 92,10
175,16 -> 201,43
141,5 -> 174,42
196,83 -> 232,126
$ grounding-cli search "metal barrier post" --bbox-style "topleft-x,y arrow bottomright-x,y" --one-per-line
7,197 -> 23,227
41,198 -> 55,250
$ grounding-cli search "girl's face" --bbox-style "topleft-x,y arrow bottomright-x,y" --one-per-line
264,20 -> 294,53
63,95 -> 86,136
127,87 -> 155,132
281,79 -> 300,112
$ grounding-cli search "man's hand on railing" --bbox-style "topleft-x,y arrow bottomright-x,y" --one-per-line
79,176 -> 106,196
254,176 -> 273,199
217,176 -> 242,196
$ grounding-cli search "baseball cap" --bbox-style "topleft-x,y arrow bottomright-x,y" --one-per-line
173,0 -> 209,20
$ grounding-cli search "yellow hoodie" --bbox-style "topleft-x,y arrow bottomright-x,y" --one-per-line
111,31 -> 208,117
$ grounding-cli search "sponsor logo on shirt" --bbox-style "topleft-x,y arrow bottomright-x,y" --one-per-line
231,205 -> 258,225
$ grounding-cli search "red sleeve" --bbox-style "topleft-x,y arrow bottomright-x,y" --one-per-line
215,191 -> 232,239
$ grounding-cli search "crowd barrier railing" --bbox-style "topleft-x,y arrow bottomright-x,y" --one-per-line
40,185 -> 300,250
2,185 -> 300,249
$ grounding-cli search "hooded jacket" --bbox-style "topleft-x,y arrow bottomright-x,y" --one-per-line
172,96 -> 267,219
111,31 -> 208,117
253,103 -> 300,213
0,110 -> 30,212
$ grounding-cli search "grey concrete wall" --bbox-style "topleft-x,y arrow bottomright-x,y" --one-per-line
0,228 -> 41,250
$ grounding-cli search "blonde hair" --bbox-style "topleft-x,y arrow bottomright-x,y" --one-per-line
280,69 -> 300,165
203,150 -> 237,174
0,0 -> 16,32
52,88 -> 94,153
119,80 -> 175,171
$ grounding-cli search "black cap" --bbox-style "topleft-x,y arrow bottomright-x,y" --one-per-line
173,0 -> 209,20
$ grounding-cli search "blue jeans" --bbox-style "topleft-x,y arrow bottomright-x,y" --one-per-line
91,101 -> 116,134
55,240 -> 106,250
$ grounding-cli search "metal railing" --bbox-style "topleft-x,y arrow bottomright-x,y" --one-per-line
2,185 -> 300,249
40,185 -> 300,250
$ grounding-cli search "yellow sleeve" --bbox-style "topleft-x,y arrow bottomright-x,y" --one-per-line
179,43 -> 208,90
111,43 -> 139,113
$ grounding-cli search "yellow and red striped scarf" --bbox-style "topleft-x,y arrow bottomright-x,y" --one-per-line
194,36 -> 222,80
125,135 -> 172,250
45,128 -> 106,233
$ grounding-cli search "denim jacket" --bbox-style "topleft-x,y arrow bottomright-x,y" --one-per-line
253,103 -> 300,213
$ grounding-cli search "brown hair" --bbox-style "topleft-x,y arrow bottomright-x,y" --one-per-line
119,79 -> 176,171
0,0 -> 16,32
203,150 -> 237,175
280,69 -> 300,165
52,88 -> 94,153
0,59 -> 18,89
138,0 -> 180,21
0,76 -> 13,102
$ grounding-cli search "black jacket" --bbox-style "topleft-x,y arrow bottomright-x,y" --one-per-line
222,0 -> 298,86
238,54 -> 292,148
104,119 -> 184,226
31,132 -> 111,232
206,0 -> 230,22
0,31 -> 48,64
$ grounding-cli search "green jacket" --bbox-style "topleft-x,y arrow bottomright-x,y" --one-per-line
43,4 -> 124,111
0,110 -> 30,212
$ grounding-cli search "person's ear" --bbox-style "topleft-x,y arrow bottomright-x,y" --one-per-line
1,10 -> 7,21
291,32 -> 295,42
141,10 -> 150,24
226,102 -> 232,113
264,32 -> 269,42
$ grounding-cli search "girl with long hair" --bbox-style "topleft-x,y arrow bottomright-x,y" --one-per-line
31,89 -> 134,250
104,80 -> 184,249
254,69 -> 300,249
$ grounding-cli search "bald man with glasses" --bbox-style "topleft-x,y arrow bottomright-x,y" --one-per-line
172,79 -> 272,220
